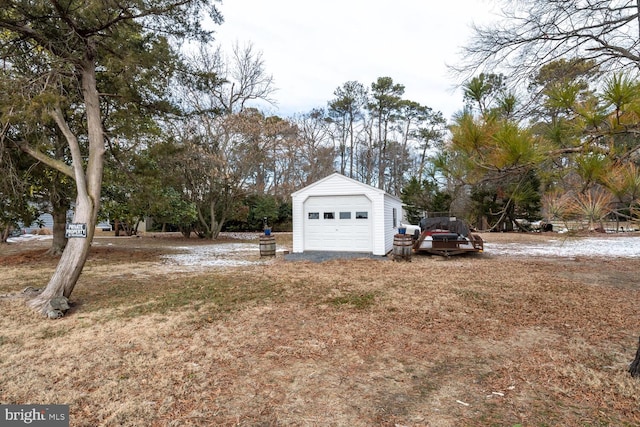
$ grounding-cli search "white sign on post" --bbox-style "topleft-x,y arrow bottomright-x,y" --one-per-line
65,223 -> 87,238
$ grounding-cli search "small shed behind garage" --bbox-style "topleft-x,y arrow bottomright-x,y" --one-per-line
291,173 -> 403,256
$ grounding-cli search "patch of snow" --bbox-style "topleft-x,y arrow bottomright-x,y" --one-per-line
485,236 -> 640,258
161,242 -> 270,268
11,231 -> 636,265
218,232 -> 262,240
6,234 -> 53,243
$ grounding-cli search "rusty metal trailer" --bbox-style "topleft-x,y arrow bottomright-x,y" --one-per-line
413,217 -> 484,256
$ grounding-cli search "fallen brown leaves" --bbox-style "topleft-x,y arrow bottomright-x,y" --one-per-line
1,232 -> 640,426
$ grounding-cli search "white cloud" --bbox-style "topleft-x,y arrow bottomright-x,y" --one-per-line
213,0 -> 499,120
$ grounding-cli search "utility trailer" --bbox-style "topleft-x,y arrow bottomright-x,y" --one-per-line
413,217 -> 484,256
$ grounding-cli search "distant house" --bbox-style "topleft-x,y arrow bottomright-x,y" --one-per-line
291,173 -> 403,256
20,212 -> 112,234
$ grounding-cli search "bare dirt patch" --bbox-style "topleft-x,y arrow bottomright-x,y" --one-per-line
1,232 -> 640,426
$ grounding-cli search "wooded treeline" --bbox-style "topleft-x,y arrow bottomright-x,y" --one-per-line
2,38 -> 449,240
36,62 -> 640,238
152,67 -> 449,237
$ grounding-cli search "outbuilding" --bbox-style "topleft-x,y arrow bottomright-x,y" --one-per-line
291,173 -> 403,256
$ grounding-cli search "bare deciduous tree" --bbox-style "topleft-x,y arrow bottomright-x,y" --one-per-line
457,1 -> 640,80
186,42 -> 276,115
176,43 -> 277,238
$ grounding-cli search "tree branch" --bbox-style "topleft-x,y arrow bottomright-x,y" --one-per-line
15,140 -> 74,178
49,105 -> 89,200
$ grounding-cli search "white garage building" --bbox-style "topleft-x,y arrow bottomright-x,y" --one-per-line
291,173 -> 403,256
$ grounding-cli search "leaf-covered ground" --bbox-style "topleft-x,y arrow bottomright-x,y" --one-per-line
1,232 -> 639,426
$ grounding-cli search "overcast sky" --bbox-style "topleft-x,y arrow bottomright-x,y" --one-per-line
213,1 -> 499,121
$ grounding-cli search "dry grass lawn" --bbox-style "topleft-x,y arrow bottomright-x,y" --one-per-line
1,232 -> 640,426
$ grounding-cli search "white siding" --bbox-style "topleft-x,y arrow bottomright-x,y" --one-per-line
370,194 -> 386,255
383,194 -> 404,253
292,192 -> 305,253
292,173 -> 403,256
23,213 -> 54,233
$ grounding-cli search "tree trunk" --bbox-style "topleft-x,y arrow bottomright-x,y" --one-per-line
349,116 -> 355,178
377,116 -> 384,189
180,226 -> 191,238
210,198 -> 216,239
29,61 -> 105,317
1,225 -> 9,243
46,203 -> 68,256
29,196 -> 96,315
629,336 -> 640,377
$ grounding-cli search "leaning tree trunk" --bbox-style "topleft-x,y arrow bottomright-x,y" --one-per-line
29,200 -> 96,315
29,61 -> 105,317
629,336 -> 640,377
47,202 -> 69,256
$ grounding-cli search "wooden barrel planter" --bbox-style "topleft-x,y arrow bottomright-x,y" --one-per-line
393,233 -> 413,262
259,235 -> 276,257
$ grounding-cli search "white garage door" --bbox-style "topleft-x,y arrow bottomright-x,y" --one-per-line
303,195 -> 372,252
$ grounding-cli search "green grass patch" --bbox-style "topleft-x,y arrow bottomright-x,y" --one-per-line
37,326 -> 70,340
76,272 -> 285,319
326,292 -> 377,309
453,287 -> 496,310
